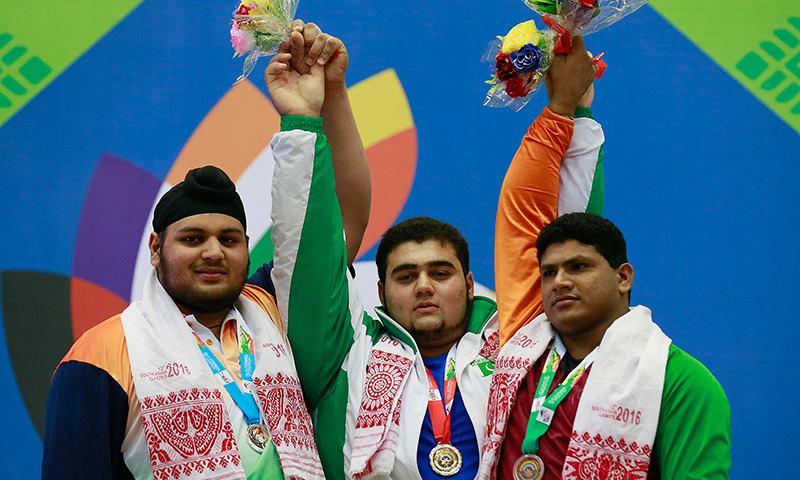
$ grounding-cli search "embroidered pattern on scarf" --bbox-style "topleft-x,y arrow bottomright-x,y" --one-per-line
562,431 -> 651,479
349,335 -> 414,477
477,307 -> 669,480
123,272 -> 324,480
252,372 -> 320,475
481,340 -> 542,478
140,388 -> 240,480
478,330 -> 501,362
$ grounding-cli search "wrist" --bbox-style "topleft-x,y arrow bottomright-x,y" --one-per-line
324,81 -> 348,97
281,106 -> 322,117
548,99 -> 577,117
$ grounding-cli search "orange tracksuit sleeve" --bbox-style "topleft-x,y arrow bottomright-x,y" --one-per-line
495,107 -> 574,345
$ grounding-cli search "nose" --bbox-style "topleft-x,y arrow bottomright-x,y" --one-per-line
415,272 -> 435,297
201,238 -> 224,261
552,269 -> 572,291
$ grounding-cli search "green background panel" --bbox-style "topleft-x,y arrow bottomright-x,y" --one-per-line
651,0 -> 800,132
0,0 -> 144,127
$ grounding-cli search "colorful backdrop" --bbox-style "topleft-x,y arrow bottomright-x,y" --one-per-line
1,1 -> 797,477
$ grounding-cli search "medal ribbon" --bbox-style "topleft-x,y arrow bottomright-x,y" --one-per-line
520,340 -> 596,454
191,323 -> 261,425
424,345 -> 458,445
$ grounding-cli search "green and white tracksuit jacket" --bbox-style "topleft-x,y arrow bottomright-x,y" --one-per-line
267,113 -> 603,479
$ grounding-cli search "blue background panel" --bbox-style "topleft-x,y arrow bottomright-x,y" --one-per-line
0,1 -> 796,477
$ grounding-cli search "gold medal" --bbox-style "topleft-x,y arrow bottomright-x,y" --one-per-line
513,453 -> 545,480
246,424 -> 269,453
428,443 -> 462,476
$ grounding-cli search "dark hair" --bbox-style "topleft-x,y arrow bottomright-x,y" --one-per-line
375,217 -> 470,283
537,213 -> 628,268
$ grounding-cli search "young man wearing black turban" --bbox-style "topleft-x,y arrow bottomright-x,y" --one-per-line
41,23 -> 367,480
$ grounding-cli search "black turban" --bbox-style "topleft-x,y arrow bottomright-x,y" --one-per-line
152,166 -> 246,233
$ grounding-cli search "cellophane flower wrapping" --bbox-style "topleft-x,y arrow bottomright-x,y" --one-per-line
523,0 -> 647,36
231,0 -> 299,82
483,20 -> 557,111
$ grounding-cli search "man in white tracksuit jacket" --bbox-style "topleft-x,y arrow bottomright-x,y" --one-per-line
265,32 -> 604,480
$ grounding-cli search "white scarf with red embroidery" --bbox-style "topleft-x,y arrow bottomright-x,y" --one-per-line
122,270 -> 324,480
479,305 -> 671,480
347,317 -> 500,479
349,333 -> 416,479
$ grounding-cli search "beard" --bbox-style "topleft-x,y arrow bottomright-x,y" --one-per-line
410,315 -> 469,346
387,297 -> 470,350
157,257 -> 249,314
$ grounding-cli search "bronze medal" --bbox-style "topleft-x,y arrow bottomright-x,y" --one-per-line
513,453 -> 545,480
246,424 -> 268,453
428,443 -> 462,476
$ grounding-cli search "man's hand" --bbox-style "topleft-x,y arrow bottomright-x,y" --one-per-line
289,20 -> 348,90
264,41 -> 325,117
279,20 -> 369,262
545,36 -> 595,116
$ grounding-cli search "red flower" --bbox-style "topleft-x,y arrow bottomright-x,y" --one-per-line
495,52 -> 516,81
235,4 -> 251,15
505,75 -> 529,98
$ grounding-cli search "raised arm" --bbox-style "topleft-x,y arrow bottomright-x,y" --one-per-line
496,37 -> 599,344
558,100 -> 605,217
290,20 -> 370,263
265,39 -> 362,410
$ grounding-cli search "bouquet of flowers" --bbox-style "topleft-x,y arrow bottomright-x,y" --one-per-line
483,20 -> 557,111
484,0 -> 647,111
231,0 -> 299,82
525,0 -> 647,53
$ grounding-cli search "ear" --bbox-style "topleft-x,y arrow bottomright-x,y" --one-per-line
149,232 -> 161,268
465,271 -> 475,300
616,262 -> 634,296
378,281 -> 386,307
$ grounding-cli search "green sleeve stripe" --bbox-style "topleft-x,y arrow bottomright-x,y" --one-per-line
574,106 -> 594,119
585,144 -> 604,215
281,115 -> 324,133
313,370 -> 350,480
248,227 -> 273,276
285,127 -> 355,410
572,106 -> 603,215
